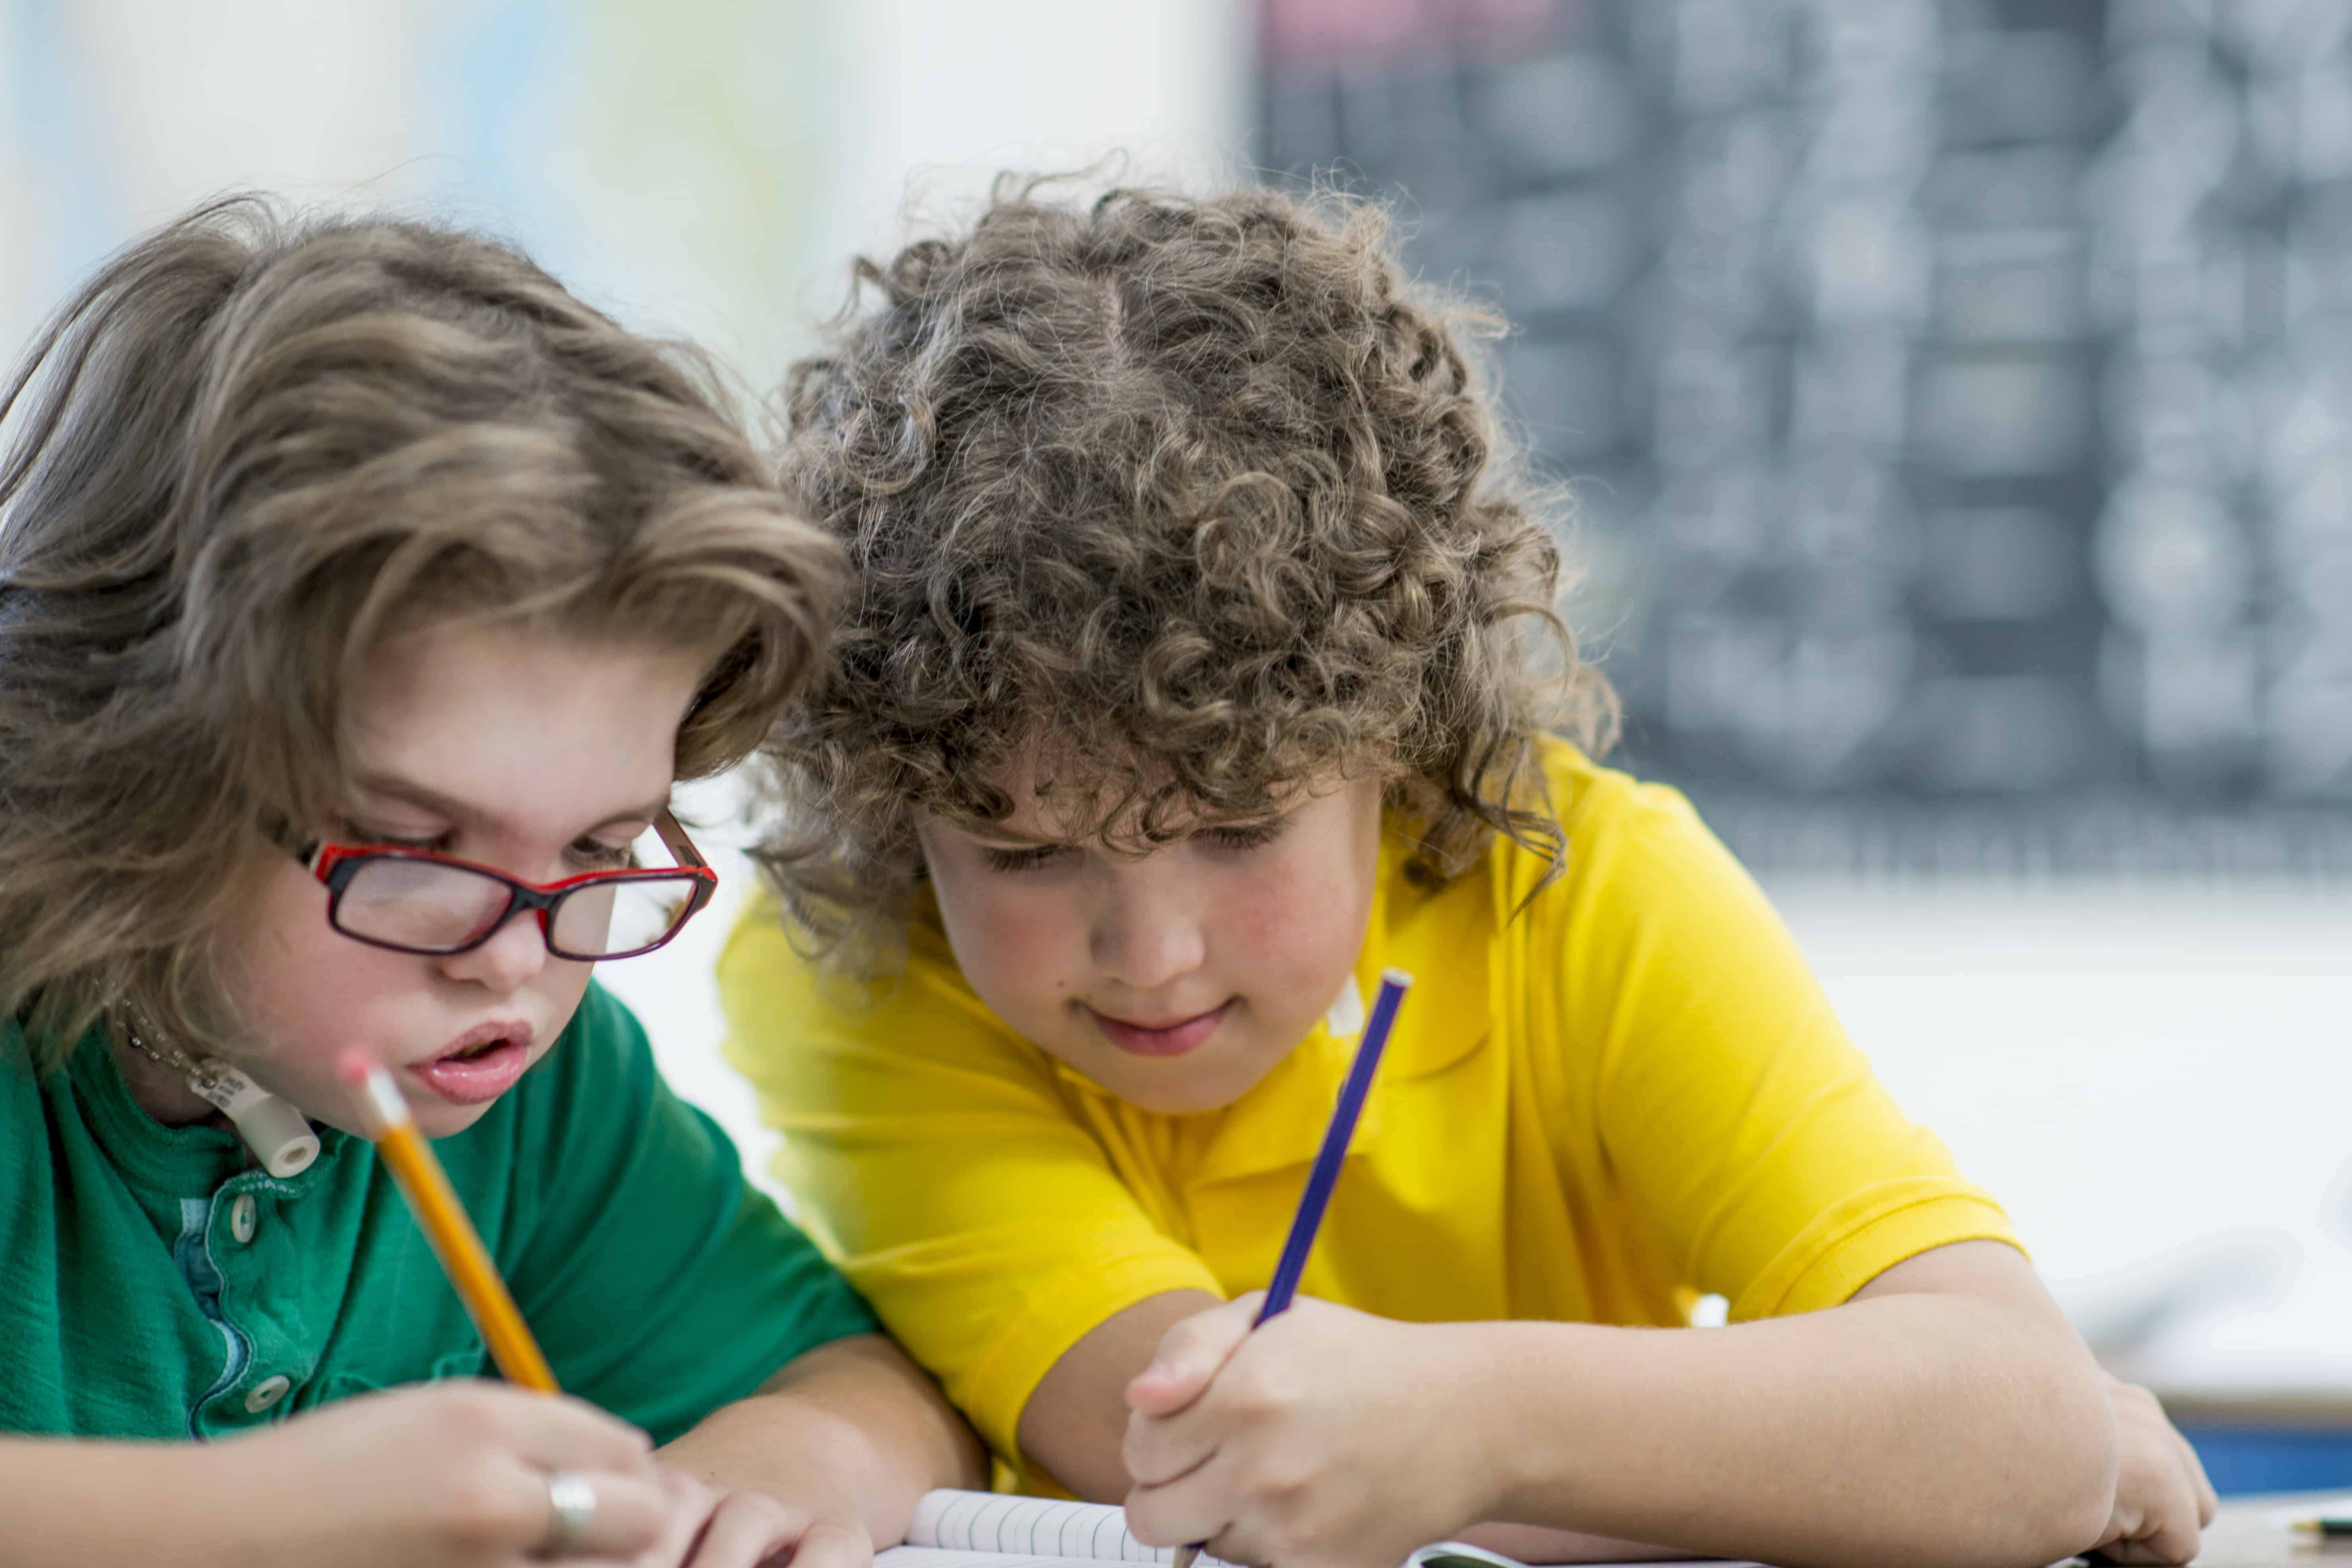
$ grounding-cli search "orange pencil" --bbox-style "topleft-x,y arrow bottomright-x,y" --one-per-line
338,1048 -> 559,1394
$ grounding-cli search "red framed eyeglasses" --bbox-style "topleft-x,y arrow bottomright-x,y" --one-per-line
294,810 -> 718,961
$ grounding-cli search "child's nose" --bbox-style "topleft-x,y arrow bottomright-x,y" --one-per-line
1090,891 -> 1207,992
437,907 -> 549,993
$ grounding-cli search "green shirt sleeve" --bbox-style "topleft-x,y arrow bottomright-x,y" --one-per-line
492,983 -> 879,1443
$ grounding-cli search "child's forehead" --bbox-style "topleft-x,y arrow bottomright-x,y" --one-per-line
342,621 -> 698,833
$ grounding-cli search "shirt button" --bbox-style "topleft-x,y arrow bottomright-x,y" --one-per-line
244,1375 -> 291,1413
228,1194 -> 258,1245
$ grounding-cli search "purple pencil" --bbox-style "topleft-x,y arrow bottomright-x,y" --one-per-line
1169,967 -> 1414,1568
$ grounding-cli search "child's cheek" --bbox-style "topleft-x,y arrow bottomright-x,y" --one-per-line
993,913 -> 1070,1003
1224,872 -> 1301,974
1225,844 -> 1366,1009
948,872 -> 1084,1015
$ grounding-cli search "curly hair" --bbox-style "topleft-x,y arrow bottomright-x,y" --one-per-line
755,177 -> 1615,965
0,195 -> 843,1068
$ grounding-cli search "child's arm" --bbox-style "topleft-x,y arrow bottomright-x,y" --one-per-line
1114,1240 -> 2121,1568
1021,1286 -> 1224,1499
1020,1296 -> 1757,1565
655,1331 -> 988,1561
0,1384 -> 671,1568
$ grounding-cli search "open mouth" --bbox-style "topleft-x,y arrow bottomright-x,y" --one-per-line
407,1023 -> 535,1106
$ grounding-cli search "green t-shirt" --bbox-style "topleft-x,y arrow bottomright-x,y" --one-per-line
0,982 -> 877,1444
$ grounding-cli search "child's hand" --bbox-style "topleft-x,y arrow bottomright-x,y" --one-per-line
2086,1378 -> 2215,1566
631,1467 -> 872,1568
1121,1294 -> 1495,1568
228,1381 -> 671,1566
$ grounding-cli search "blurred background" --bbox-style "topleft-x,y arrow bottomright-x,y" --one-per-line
6,0 -> 2349,1494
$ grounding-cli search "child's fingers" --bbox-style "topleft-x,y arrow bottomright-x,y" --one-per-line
1119,1452 -> 1236,1553
1121,1396 -> 1223,1490
657,1489 -> 783,1568
2095,1456 -> 2206,1568
502,1464 -> 672,1560
2090,1535 -> 2196,1568
625,1470 -> 721,1568
1125,1294 -> 1263,1417
696,1509 -> 867,1568
437,1385 -> 655,1475
2135,1505 -> 2203,1568
2174,1428 -> 2217,1524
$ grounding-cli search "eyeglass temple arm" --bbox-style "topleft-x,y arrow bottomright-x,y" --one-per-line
653,808 -> 715,891
653,810 -> 717,918
259,814 -> 328,871
652,809 -> 707,870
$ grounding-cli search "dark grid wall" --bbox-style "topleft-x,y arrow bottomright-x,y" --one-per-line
1258,0 -> 2352,874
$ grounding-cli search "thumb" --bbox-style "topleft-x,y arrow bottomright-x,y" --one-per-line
1125,1293 -> 1263,1417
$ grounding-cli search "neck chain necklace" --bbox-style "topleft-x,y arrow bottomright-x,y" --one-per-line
120,1011 -> 235,1099
114,1010 -> 323,1177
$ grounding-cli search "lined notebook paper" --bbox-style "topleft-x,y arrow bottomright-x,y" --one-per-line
882,1489 -> 1240,1568
877,1491 -> 1747,1568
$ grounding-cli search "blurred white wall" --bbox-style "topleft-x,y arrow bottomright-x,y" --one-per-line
0,0 -> 1252,391
1768,878 -> 2352,1390
807,0 -> 1253,282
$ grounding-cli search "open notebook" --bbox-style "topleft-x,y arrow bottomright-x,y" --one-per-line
878,1490 -> 1746,1568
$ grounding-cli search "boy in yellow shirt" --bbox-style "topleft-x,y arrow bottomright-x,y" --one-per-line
721,181 -> 2212,1568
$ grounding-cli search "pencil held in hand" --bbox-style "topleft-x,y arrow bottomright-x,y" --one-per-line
338,1048 -> 560,1394
1168,969 -> 1414,1568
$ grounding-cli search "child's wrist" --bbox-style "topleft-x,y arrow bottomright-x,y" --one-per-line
1426,1321 -> 1532,1531
0,1437 -> 257,1568
144,1440 -> 282,1568
1441,1319 -> 1614,1534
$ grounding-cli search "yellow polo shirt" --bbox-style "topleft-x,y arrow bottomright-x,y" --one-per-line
719,740 -> 2017,1491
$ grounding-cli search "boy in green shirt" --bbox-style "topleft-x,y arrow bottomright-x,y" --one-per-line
0,198 -> 981,1566
3,987 -> 874,1447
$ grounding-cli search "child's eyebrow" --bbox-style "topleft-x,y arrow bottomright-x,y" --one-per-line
348,772 -> 670,837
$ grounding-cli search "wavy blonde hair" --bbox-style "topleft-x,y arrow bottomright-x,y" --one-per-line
0,196 -> 843,1068
755,178 -> 1615,966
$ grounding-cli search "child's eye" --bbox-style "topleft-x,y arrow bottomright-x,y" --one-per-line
982,843 -> 1069,874
1200,819 -> 1285,853
568,838 -> 637,871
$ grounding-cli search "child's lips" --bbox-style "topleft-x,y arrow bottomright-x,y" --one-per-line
1089,1000 -> 1233,1058
406,1024 -> 536,1106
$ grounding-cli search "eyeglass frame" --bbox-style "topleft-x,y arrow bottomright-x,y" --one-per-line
287,809 -> 719,961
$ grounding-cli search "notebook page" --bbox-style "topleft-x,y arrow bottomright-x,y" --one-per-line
881,1550 -> 1125,1568
891,1491 -> 1743,1568
1410,1549 -> 1751,1568
901,1491 -> 1237,1566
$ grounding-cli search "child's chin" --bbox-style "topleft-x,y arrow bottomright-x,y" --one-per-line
403,1098 -> 502,1139
299,1080 -> 504,1142
1099,1055 -> 1269,1117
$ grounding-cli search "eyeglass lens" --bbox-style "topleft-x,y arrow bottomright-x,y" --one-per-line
332,857 -> 700,958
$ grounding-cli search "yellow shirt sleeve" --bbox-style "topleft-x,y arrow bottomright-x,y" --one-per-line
717,908 -> 1222,1464
1532,758 -> 2019,1321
